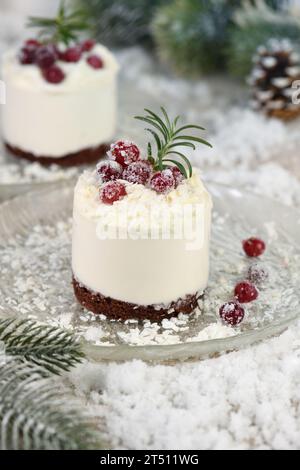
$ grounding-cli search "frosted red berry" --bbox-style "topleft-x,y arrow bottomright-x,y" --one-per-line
61,46 -> 82,63
100,181 -> 127,205
42,65 -> 65,84
170,166 -> 184,188
19,47 -> 36,65
25,39 -> 41,48
87,55 -> 104,69
81,39 -> 96,52
96,161 -> 123,183
247,264 -> 269,285
234,281 -> 258,303
123,161 -> 152,185
243,237 -> 266,257
219,302 -> 245,327
108,141 -> 140,167
150,169 -> 175,194
35,45 -> 57,69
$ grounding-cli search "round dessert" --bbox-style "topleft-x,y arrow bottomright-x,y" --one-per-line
72,108 -> 213,321
1,5 -> 119,166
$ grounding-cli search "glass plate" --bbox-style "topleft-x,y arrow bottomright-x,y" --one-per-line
0,180 -> 299,362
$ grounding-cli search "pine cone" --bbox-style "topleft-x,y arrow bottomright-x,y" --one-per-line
249,39 -> 300,120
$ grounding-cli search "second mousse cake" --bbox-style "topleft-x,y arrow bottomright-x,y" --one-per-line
1,3 -> 119,166
72,107 -> 213,321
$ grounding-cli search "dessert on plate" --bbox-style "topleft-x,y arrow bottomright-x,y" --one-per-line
72,107 -> 213,321
1,2 -> 119,166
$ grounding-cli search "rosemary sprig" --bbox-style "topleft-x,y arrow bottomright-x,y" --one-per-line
135,107 -> 212,178
27,0 -> 89,46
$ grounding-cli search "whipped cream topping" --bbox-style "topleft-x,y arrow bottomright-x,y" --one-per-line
1,44 -> 119,157
74,167 -> 212,219
2,44 -> 119,92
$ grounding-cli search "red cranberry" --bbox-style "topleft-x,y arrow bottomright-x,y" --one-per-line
81,39 -> 96,52
150,169 -> 175,194
87,54 -> 104,69
25,39 -> 41,48
108,141 -> 140,167
234,281 -> 258,303
35,45 -> 57,69
123,161 -> 152,185
42,65 -> 65,84
96,161 -> 123,183
243,237 -> 266,257
170,166 -> 184,188
19,47 -> 36,65
247,264 -> 269,285
100,181 -> 127,205
61,46 -> 82,63
219,302 -> 245,327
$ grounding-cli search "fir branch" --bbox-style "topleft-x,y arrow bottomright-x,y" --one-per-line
27,0 -> 89,45
0,359 -> 103,450
0,318 -> 84,377
135,107 -> 212,177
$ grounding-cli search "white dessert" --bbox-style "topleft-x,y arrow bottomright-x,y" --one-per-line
72,168 -> 212,306
1,44 -> 119,158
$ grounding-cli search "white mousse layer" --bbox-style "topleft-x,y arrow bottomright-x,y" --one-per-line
1,44 -> 119,157
72,168 -> 212,307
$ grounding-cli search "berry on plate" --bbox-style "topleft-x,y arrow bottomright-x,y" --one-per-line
219,302 -> 245,327
243,237 -> 266,257
234,281 -> 258,303
247,263 -> 269,285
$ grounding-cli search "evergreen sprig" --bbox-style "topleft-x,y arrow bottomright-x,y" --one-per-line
0,359 -> 103,450
135,107 -> 212,178
0,318 -> 84,376
27,0 -> 89,45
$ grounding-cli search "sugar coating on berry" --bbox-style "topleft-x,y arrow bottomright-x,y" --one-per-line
100,181 -> 127,205
234,281 -> 258,304
87,55 -> 104,69
243,237 -> 266,257
219,302 -> 245,327
108,141 -> 140,167
170,166 -> 184,187
42,65 -> 65,84
247,264 -> 269,285
25,39 -> 41,48
35,45 -> 57,69
96,161 -> 123,183
123,161 -> 152,185
150,169 -> 175,194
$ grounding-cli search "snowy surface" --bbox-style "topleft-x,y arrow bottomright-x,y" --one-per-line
1,19 -> 300,448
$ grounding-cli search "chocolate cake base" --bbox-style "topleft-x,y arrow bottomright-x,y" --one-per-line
5,142 -> 109,167
268,107 -> 300,121
72,277 -> 203,322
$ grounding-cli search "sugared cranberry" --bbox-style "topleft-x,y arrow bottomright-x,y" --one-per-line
96,161 -> 123,183
35,45 -> 57,69
234,281 -> 258,303
87,54 -> 104,69
42,65 -> 65,84
219,302 -> 245,327
108,141 -> 140,167
19,47 -> 36,65
123,161 -> 152,185
150,169 -> 175,194
243,237 -> 266,257
25,39 -> 41,48
170,166 -> 184,188
81,39 -> 96,52
100,181 -> 127,205
61,46 -> 82,63
247,264 -> 269,285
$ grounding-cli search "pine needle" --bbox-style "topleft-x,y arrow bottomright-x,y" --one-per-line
0,359 -> 103,450
0,318 -> 84,377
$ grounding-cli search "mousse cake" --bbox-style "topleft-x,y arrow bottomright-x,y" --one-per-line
72,108 -> 213,321
1,3 -> 119,166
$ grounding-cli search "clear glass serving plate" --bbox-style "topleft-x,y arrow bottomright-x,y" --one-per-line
0,180 -> 299,362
